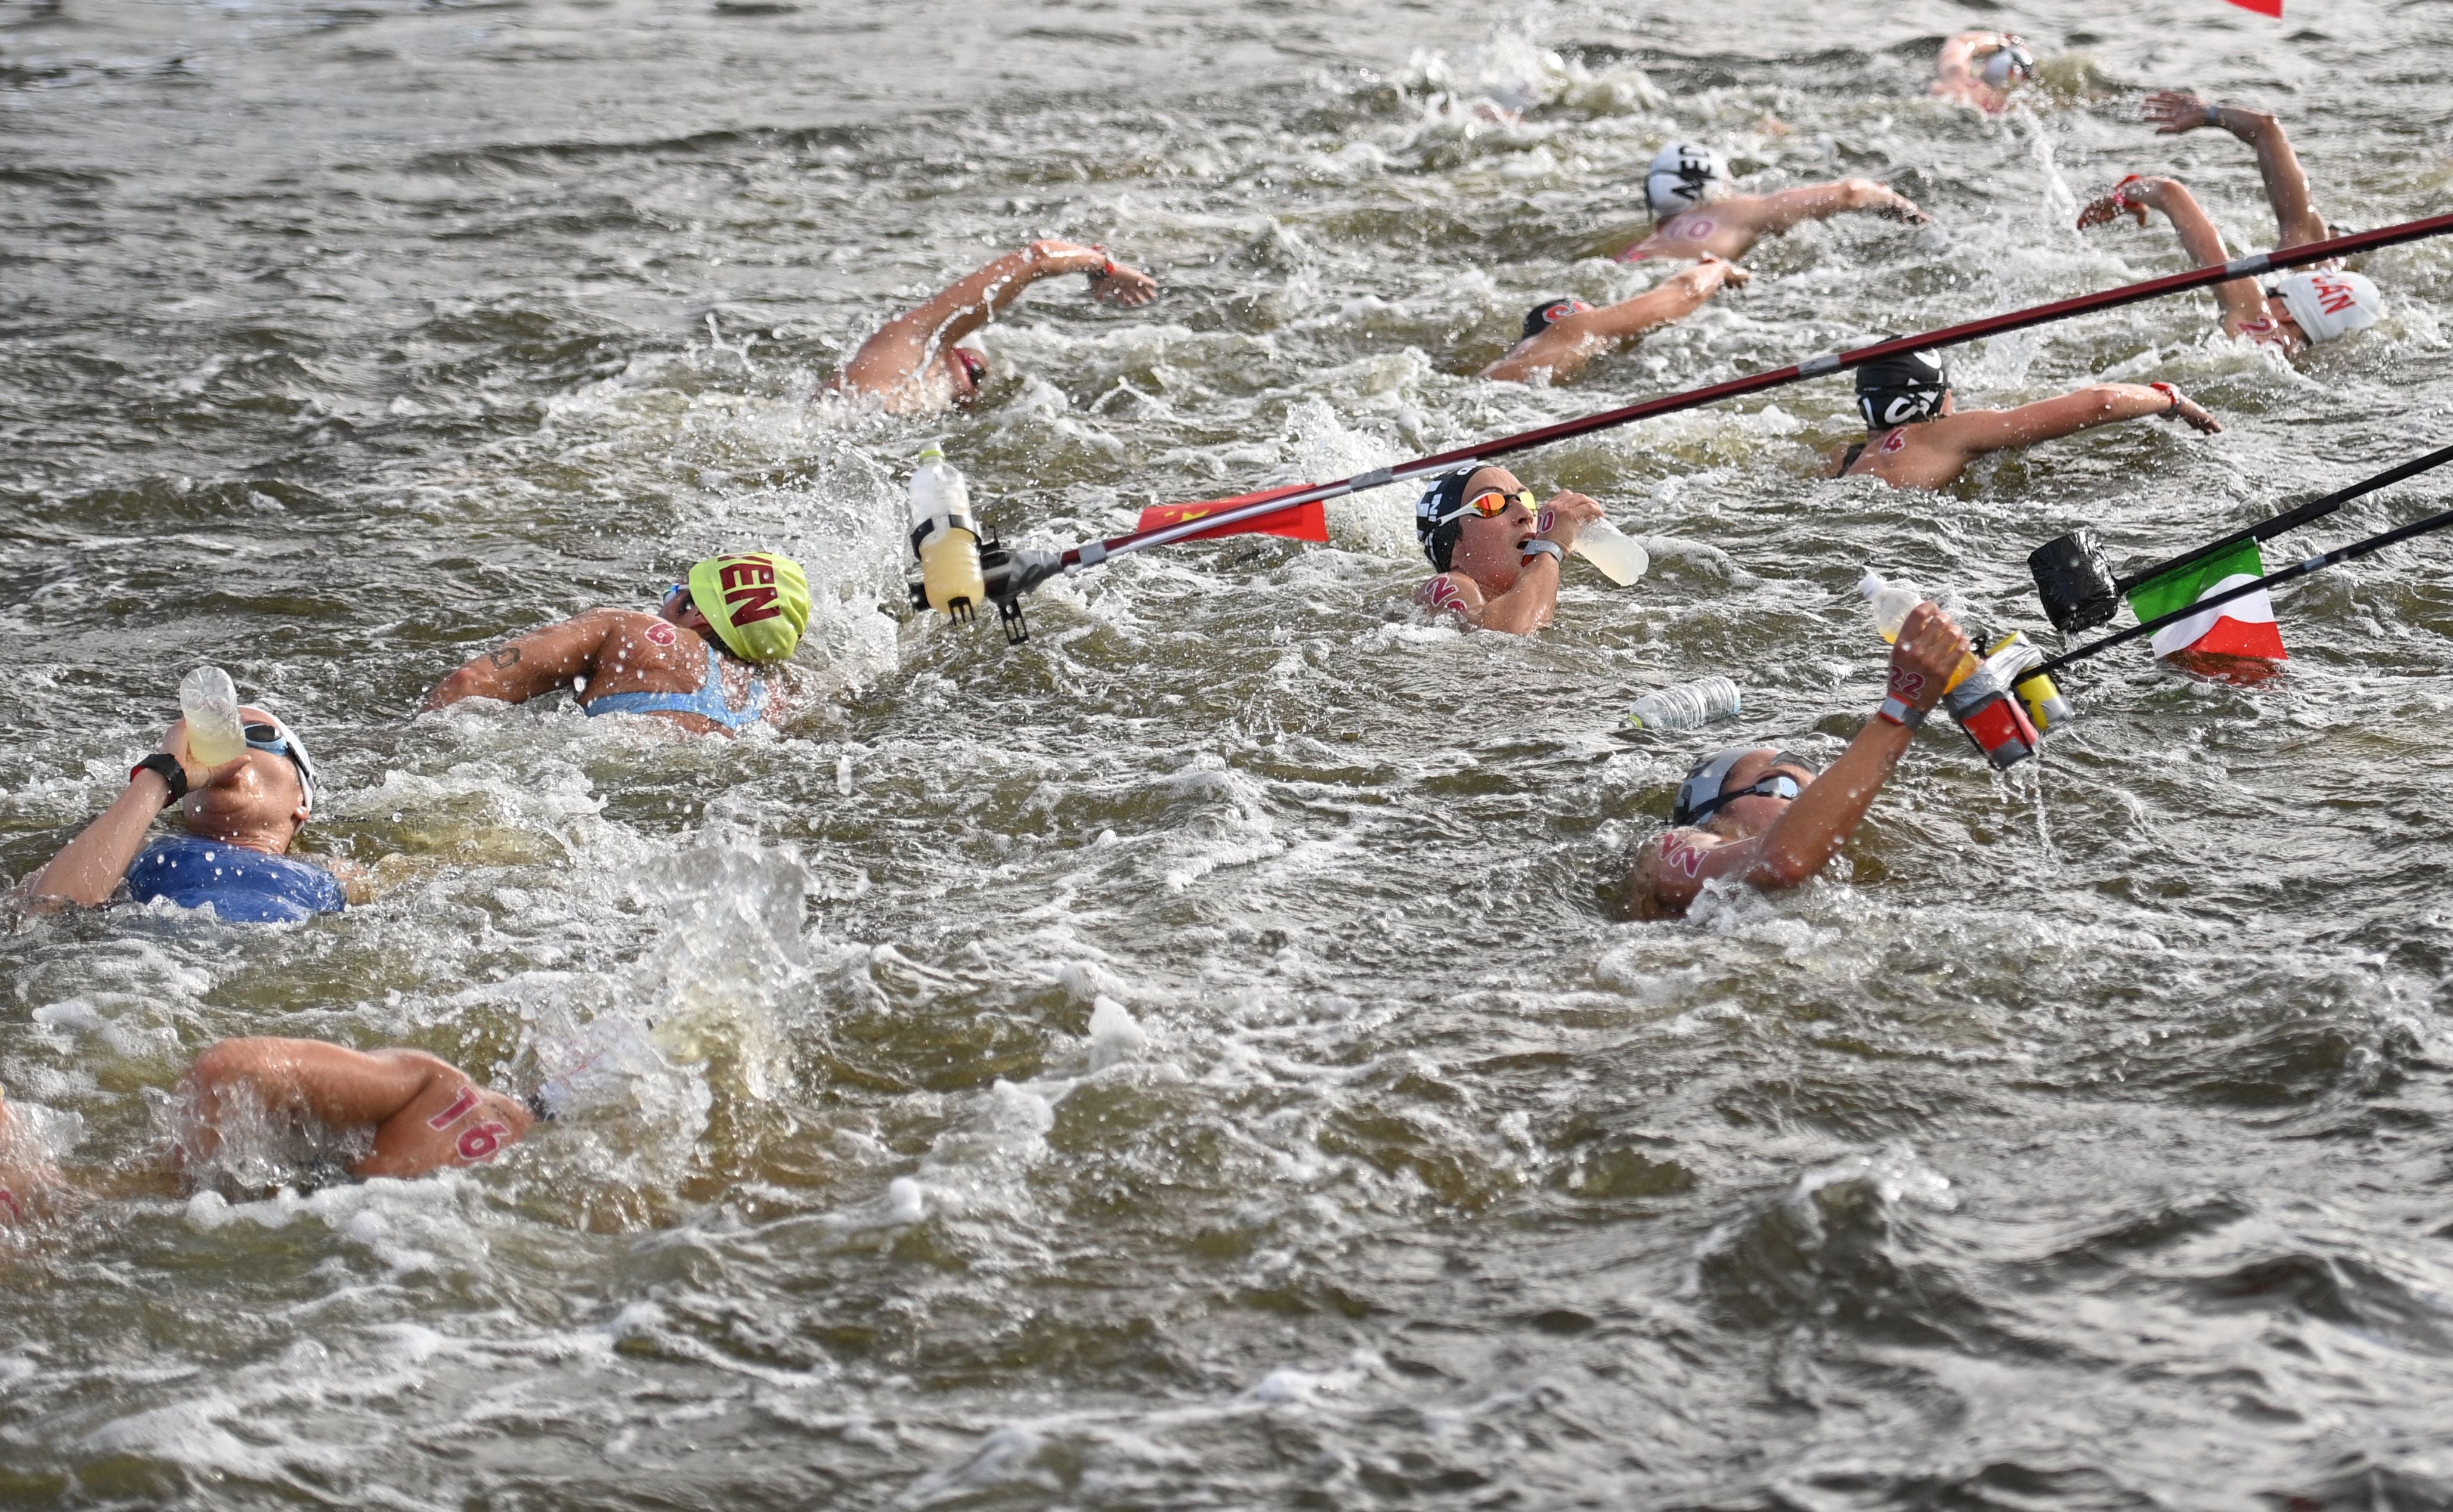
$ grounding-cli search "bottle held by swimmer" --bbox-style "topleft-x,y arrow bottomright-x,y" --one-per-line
178,666 -> 246,767
1570,517 -> 1648,587
908,442 -> 986,622
1859,572 -> 2071,769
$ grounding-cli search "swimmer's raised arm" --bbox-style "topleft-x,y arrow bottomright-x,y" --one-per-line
1481,258 -> 1746,385
834,240 -> 1159,407
2077,176 -> 2271,331
20,723 -> 245,909
425,610 -> 623,710
2145,91 -> 2327,247
178,1038 -> 536,1181
1627,603 -> 1968,918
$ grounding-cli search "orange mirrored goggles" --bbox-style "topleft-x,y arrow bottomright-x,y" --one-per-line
1435,488 -> 1538,528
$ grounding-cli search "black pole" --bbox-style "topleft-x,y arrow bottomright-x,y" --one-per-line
2019,501 -> 2453,686
2110,441 -> 2453,596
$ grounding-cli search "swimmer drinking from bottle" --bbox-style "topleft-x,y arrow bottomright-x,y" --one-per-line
20,705 -> 355,922
2077,92 -> 2383,353
1412,464 -> 1606,636
1625,600 -> 1972,919
426,551 -> 811,732
829,240 -> 1161,416
1614,141 -> 1928,265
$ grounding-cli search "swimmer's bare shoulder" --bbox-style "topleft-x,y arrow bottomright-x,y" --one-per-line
1625,826 -> 1751,919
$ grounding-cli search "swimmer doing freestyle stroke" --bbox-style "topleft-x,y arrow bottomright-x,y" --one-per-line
0,1039 -> 546,1227
20,705 -> 358,922
426,552 -> 811,733
828,240 -> 1160,416
1624,601 -> 1972,920
1614,140 -> 1928,266
1481,256 -> 1749,386
1412,464 -> 1606,636
1827,346 -> 2222,489
2078,91 -> 2383,354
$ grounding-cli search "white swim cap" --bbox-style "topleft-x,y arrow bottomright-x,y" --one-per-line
1647,141 -> 1725,219
2273,270 -> 2383,345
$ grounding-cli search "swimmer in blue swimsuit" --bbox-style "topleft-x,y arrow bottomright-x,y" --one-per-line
22,705 -> 355,924
425,551 -> 812,736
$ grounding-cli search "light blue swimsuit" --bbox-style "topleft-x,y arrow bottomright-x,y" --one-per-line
580,643 -> 765,730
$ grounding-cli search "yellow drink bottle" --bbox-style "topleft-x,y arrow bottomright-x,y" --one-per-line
178,666 -> 246,766
908,442 -> 986,621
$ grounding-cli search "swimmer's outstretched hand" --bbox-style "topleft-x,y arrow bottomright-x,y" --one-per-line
1088,260 -> 1159,308
2144,90 -> 2216,135
1694,253 -> 1751,289
159,719 -> 252,793
2153,383 -> 2223,435
2076,176 -> 2155,230
1862,182 -> 1930,226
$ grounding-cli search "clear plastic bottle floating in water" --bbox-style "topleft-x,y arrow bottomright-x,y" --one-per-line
908,442 -> 986,621
178,666 -> 246,767
1571,518 -> 1649,586
1625,676 -> 1743,732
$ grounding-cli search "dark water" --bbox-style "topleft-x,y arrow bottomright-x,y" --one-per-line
5,0 -> 2453,1505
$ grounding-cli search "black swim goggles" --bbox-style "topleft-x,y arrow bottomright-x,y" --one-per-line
1679,751 -> 1816,825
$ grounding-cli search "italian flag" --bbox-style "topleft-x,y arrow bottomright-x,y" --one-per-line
2127,538 -> 2288,662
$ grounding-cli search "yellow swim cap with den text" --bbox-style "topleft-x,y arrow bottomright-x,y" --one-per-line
685,552 -> 811,664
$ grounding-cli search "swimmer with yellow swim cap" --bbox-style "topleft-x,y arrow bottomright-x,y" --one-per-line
425,552 -> 811,735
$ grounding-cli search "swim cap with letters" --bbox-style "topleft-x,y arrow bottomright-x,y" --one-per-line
1523,298 -> 1595,340
2272,270 -> 2383,345
1855,346 -> 1951,430
1647,142 -> 1725,219
685,551 -> 812,664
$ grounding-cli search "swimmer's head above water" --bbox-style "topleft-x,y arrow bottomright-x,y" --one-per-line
1415,463 -> 1539,578
1647,141 -> 1727,221
1854,346 -> 1953,430
1672,746 -> 1823,834
664,551 -> 813,664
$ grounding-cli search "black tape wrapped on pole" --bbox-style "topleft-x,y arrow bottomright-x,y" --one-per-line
982,211 -> 2453,608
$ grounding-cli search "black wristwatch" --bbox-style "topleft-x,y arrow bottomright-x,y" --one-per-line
131,753 -> 188,808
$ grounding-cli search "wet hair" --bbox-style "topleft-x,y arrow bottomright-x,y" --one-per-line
1855,346 -> 1951,430
1414,464 -> 1496,572
1522,298 -> 1594,340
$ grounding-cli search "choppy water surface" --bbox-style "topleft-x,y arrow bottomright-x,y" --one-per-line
5,0 -> 2453,1504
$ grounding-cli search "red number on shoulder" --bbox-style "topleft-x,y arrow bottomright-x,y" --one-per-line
1662,832 -> 1709,879
1879,429 -> 1908,454
456,1122 -> 509,1162
426,1086 -> 480,1131
646,622 -> 678,646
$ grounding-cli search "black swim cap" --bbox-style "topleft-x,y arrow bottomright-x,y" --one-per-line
1523,298 -> 1594,340
1855,346 -> 1950,430
1414,463 -> 1492,572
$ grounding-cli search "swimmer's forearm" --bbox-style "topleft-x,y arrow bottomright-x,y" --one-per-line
1749,717 -> 1912,888
1473,557 -> 1560,634
22,771 -> 170,909
904,241 -> 1106,347
426,619 -> 605,709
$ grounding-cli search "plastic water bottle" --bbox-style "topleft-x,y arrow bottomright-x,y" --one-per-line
1860,571 -> 1979,687
908,442 -> 986,621
1625,676 -> 1743,732
178,667 -> 246,767
1572,518 -> 1649,586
